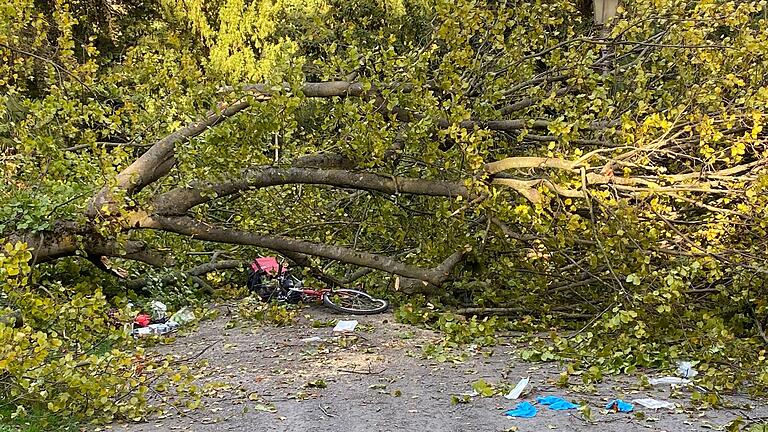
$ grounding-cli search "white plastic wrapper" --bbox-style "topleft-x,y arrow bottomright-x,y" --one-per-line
170,307 -> 195,325
632,398 -> 676,410
148,300 -> 168,321
333,320 -> 358,332
676,361 -> 698,378
648,377 -> 690,385
504,377 -> 530,400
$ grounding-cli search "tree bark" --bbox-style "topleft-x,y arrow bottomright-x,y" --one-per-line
153,167 -> 470,215
455,307 -> 591,319
151,216 -> 451,285
277,250 -> 348,288
9,224 -> 171,266
87,81 -> 373,216
397,248 -> 469,293
87,99 -> 253,215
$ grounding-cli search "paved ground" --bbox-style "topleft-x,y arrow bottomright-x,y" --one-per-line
107,304 -> 768,432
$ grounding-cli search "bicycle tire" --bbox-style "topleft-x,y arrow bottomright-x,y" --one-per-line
322,289 -> 388,315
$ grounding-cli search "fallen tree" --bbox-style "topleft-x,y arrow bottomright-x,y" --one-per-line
3,0 -> 768,416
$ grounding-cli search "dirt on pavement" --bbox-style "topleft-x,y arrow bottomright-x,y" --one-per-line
109,305 -> 768,432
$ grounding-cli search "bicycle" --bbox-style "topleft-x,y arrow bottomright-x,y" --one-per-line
247,257 -> 388,315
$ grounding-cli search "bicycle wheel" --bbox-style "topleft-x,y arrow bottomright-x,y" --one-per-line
322,289 -> 388,315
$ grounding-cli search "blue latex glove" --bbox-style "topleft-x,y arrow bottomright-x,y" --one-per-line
504,401 -> 538,418
605,399 -> 634,413
536,395 -> 579,410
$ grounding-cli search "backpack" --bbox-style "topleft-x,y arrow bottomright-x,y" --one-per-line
246,256 -> 302,304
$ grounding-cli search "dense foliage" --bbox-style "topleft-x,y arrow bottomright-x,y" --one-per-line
2,0 -> 768,423
0,243 -> 202,426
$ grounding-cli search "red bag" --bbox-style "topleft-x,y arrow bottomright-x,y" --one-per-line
134,313 -> 151,327
250,256 -> 285,276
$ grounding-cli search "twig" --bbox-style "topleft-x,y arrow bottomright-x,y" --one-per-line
149,387 -> 201,422
337,367 -> 386,375
571,303 -> 615,341
175,339 -> 221,364
0,42 -> 105,101
581,167 -> 628,298
63,141 -> 154,151
347,333 -> 373,343
747,305 -> 768,346
318,403 -> 336,418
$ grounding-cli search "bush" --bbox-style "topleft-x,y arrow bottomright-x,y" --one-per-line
0,242 -> 198,425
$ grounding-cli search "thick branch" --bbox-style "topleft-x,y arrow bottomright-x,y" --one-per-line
8,224 -> 171,266
455,307 -> 591,319
485,155 -> 761,201
341,267 -> 374,284
492,178 -> 584,204
485,156 -> 582,174
277,250 -> 347,288
432,249 -> 469,284
186,259 -> 245,276
151,216 -> 448,285
88,81 -> 373,216
7,221 -> 80,262
87,99 -> 253,215
154,167 -> 469,215
398,248 -> 469,293
222,81 -> 365,97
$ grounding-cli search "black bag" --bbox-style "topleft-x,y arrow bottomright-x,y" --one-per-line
247,257 -> 302,303
246,268 -> 273,301
278,276 -> 303,304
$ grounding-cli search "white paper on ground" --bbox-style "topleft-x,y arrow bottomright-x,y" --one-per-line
648,377 -> 691,385
148,300 -> 168,320
504,377 -> 530,400
632,398 -> 676,409
301,336 -> 324,342
676,361 -> 698,378
333,320 -> 358,332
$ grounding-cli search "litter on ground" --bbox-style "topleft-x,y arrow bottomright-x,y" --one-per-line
504,401 -> 537,418
676,361 -> 698,378
333,320 -> 359,333
632,398 -> 676,410
504,377 -> 530,400
536,395 -> 579,410
648,377 -> 691,385
605,399 -> 634,413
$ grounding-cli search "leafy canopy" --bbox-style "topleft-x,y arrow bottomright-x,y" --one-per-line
2,0 -> 768,423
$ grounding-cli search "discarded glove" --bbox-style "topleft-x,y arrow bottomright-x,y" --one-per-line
504,401 -> 538,418
605,399 -> 634,413
536,395 -> 579,410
